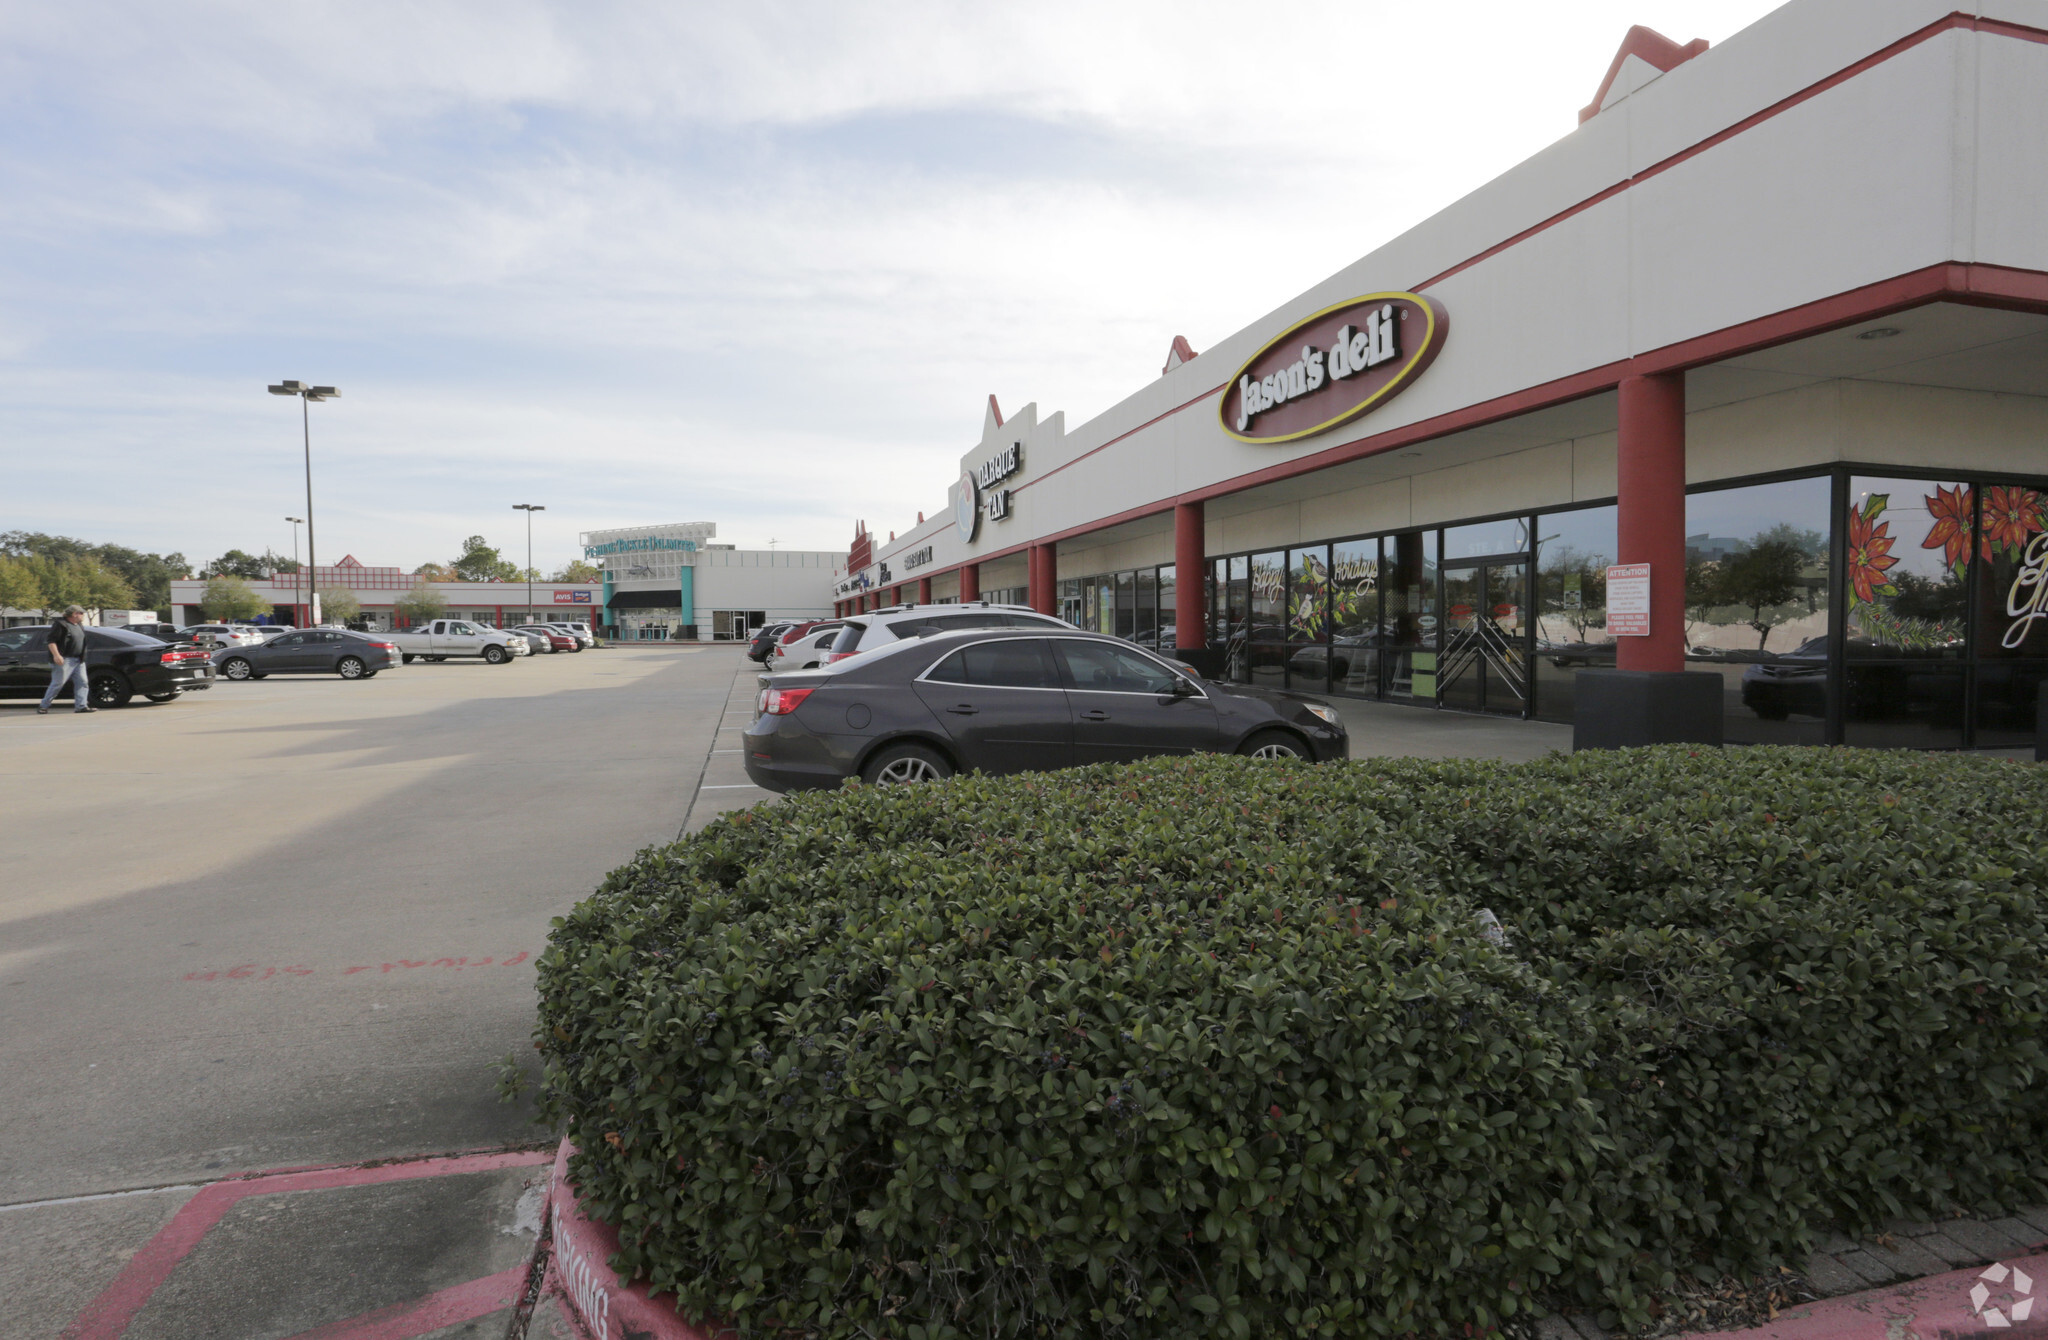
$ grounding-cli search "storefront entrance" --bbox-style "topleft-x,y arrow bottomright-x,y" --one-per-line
1438,561 -> 1528,716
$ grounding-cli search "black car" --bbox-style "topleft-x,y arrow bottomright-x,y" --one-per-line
748,622 -> 797,663
743,627 -> 1348,791
212,629 -> 400,682
0,625 -> 216,707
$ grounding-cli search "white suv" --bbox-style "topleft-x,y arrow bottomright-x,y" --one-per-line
822,603 -> 1072,664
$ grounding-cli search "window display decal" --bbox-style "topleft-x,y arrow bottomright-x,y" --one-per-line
1220,292 -> 1449,445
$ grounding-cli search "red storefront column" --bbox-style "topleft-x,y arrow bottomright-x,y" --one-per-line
959,564 -> 980,602
1174,501 -> 1206,652
917,577 -> 932,604
1616,372 -> 1687,672
1028,543 -> 1057,615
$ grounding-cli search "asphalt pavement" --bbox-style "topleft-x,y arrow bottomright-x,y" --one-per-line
0,643 -> 751,1338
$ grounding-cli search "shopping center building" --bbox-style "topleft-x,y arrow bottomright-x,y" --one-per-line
583,523 -> 836,640
170,557 -> 602,632
832,1 -> 2048,750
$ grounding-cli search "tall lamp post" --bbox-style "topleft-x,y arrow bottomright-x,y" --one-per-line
285,516 -> 304,625
513,504 -> 545,624
267,381 -> 340,623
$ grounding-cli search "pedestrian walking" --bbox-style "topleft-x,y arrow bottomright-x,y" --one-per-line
40,605 -> 93,715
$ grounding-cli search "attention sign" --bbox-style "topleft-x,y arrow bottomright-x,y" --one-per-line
1606,564 -> 1650,636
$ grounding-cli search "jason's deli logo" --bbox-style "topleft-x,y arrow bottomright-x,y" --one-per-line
1220,292 -> 1448,446
1235,305 -> 1400,433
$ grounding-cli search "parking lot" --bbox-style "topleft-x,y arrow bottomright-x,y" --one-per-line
0,639 -> 1580,1336
0,643 -> 755,1337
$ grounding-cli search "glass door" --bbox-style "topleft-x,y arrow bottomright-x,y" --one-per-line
1380,531 -> 1437,701
1437,562 -> 1529,715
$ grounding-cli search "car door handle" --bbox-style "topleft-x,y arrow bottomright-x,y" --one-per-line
946,704 -> 979,715
1079,709 -> 1110,721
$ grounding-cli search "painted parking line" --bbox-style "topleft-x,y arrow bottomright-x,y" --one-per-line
280,1265 -> 526,1340
62,1147 -> 552,1340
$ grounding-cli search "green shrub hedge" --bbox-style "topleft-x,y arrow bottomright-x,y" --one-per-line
529,748 -> 2048,1339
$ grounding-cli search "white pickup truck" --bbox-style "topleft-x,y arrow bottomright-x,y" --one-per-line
386,619 -> 530,665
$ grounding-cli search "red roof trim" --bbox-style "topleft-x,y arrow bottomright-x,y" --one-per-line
1160,335 -> 1199,376
1579,24 -> 1709,124
986,394 -> 1003,428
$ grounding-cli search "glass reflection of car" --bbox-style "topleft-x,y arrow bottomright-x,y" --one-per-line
744,627 -> 1348,791
211,629 -> 400,682
1739,636 -> 1968,723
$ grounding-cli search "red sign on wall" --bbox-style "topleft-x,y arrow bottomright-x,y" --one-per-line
553,590 -> 592,604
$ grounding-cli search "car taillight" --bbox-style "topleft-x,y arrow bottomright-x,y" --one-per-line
822,649 -> 859,664
371,642 -> 397,650
758,687 -> 815,715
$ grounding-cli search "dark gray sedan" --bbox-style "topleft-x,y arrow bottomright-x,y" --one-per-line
212,630 -> 400,682
743,627 -> 1348,790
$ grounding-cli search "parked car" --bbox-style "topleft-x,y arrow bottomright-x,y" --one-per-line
123,622 -> 190,643
822,603 -> 1072,666
543,622 -> 595,649
212,629 -> 400,681
498,627 -> 553,654
0,625 -> 216,707
182,623 -> 266,647
249,625 -> 300,640
770,621 -> 848,671
512,624 -> 579,653
385,619 -> 529,664
747,622 -> 798,663
744,627 -> 1347,791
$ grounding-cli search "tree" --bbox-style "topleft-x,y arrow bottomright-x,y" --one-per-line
1714,539 -> 1807,649
413,562 -> 457,582
0,531 -> 187,609
76,561 -> 136,615
394,577 -> 448,624
202,549 -> 273,580
451,535 -> 519,583
0,555 -> 45,612
553,558 -> 601,582
317,587 -> 361,624
201,576 -> 269,622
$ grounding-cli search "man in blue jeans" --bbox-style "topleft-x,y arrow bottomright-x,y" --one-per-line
39,605 -> 93,715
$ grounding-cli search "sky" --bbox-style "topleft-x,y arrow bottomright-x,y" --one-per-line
0,0 -> 1785,578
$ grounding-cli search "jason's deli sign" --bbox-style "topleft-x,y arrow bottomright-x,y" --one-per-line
1221,292 -> 1448,445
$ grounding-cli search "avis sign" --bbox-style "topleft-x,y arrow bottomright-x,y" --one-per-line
1221,292 -> 1448,444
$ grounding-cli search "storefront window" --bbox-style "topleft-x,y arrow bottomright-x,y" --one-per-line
1328,539 -> 1380,698
1685,477 -> 1833,745
1157,565 -> 1178,648
1242,551 -> 1287,686
1224,556 -> 1249,658
1115,570 -> 1136,640
1836,478 -> 1972,749
1286,545 -> 1329,692
1973,482 -> 2048,748
1094,575 -> 1114,635
1382,531 -> 1436,701
1058,578 -> 1083,629
1135,568 -> 1158,646
1442,517 -> 1529,562
1532,505 -> 1617,724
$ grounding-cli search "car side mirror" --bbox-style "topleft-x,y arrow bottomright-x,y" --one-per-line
1165,676 -> 1196,697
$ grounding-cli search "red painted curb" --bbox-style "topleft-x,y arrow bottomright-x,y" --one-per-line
544,1140 -> 734,1340
1696,1251 -> 2047,1340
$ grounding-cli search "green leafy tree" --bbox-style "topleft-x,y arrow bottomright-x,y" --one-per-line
76,561 -> 136,614
1714,539 -> 1808,650
0,555 -> 45,611
413,562 -> 457,581
202,549 -> 273,580
0,531 -> 187,609
394,577 -> 448,624
552,558 -> 601,582
317,586 -> 361,624
200,576 -> 269,622
451,535 -> 519,583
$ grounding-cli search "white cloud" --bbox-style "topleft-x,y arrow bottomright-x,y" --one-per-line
0,0 -> 1784,571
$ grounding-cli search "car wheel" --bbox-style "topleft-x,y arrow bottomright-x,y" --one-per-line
145,690 -> 182,703
221,657 -> 253,681
860,742 -> 954,786
1239,729 -> 1309,761
569,644 -> 582,653
91,673 -> 134,708
401,653 -> 416,665
337,656 -> 366,679
483,645 -> 509,665
425,656 -> 445,663
360,670 -> 378,678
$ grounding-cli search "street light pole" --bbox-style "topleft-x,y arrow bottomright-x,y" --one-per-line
286,517 -> 304,625
513,505 -> 545,625
267,381 -> 340,622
